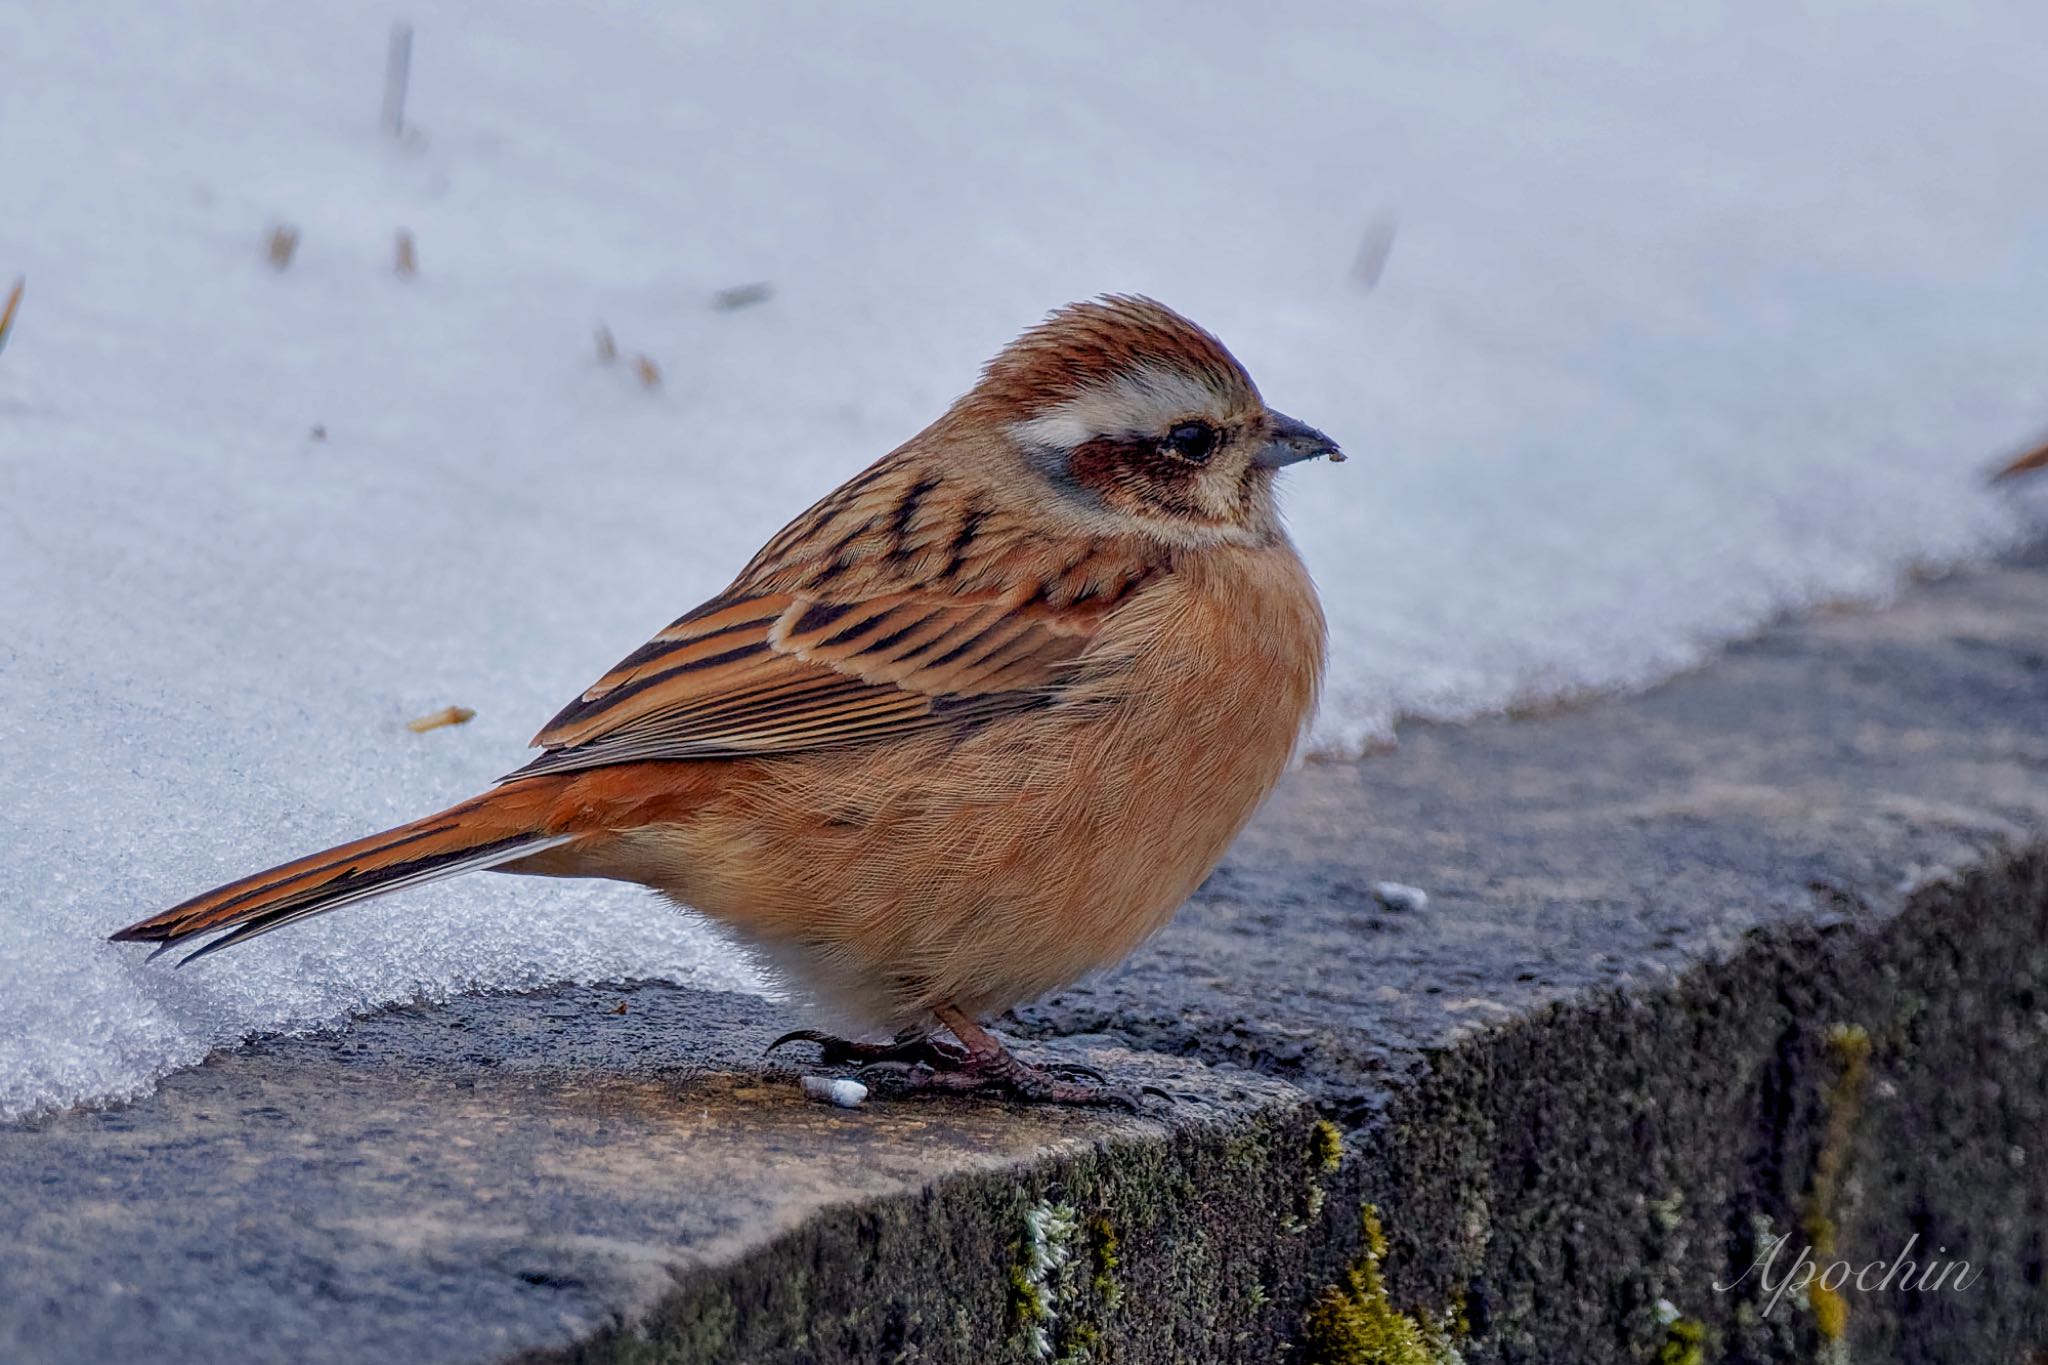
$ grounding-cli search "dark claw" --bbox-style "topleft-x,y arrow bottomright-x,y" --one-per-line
1031,1081 -> 1175,1112
771,1026 -> 1170,1112
916,1036 -> 972,1068
1087,1083 -> 1178,1112
767,1029 -> 971,1071
764,1028 -> 836,1058
1092,1088 -> 1149,1113
1055,1083 -> 1174,1113
869,1064 -> 1172,1111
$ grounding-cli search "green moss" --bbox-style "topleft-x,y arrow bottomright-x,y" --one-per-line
1011,1200 -> 1130,1362
1445,1284 -> 1470,1341
1010,1262 -> 1049,1333
1654,1314 -> 1706,1365
595,1103 -> 1318,1363
1010,1201 -> 1080,1359
1293,1118 -> 1348,1231
1311,1119 -> 1345,1175
1087,1214 -> 1121,1308
1804,1023 -> 1871,1347
1057,1321 -> 1101,1365
1301,1206 -> 1463,1365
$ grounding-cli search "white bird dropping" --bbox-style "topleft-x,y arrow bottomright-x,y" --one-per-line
801,1075 -> 869,1108
1371,882 -> 1429,913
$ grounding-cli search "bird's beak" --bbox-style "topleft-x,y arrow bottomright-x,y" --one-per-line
1255,412 -> 1345,468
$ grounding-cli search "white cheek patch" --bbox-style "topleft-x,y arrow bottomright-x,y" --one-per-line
1010,364 -> 1222,453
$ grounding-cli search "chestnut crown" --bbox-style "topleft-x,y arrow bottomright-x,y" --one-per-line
969,296 -> 1341,541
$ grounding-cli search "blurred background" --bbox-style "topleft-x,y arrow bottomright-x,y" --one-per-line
1,0 -> 2044,1121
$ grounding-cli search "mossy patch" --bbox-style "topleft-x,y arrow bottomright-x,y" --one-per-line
1012,1201 -> 1138,1363
1311,1119 -> 1345,1175
1012,1201 -> 1079,1360
1651,1298 -> 1705,1365
1804,1023 -> 1871,1353
1301,1206 -> 1463,1365
1654,1314 -> 1706,1365
1293,1118 -> 1347,1231
1087,1214 -> 1121,1309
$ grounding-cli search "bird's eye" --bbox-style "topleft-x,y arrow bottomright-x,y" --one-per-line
1164,421 -> 1217,463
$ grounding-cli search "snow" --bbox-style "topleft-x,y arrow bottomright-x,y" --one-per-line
2,0 -> 2045,1120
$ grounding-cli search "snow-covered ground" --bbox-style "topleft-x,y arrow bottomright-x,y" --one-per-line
3,0 -> 2045,1120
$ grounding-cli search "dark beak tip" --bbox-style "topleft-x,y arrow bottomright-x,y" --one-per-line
1261,411 -> 1345,467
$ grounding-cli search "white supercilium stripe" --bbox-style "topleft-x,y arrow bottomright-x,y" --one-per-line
1010,363 -> 1219,452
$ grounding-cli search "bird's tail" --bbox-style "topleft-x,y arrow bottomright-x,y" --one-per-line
109,779 -> 578,965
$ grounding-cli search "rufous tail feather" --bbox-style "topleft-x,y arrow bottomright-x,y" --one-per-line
108,779 -> 577,965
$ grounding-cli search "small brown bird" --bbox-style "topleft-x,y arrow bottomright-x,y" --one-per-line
112,296 -> 1342,1106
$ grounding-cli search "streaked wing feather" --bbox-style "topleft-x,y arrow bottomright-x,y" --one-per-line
513,588 -> 1103,778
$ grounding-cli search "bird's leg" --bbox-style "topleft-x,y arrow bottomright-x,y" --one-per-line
860,1004 -> 1167,1110
765,1025 -> 968,1070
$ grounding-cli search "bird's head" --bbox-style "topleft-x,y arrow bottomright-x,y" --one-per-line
958,295 -> 1343,546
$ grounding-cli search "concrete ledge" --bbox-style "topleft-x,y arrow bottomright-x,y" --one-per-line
8,554 -> 2048,1362
0,985 -> 1321,1363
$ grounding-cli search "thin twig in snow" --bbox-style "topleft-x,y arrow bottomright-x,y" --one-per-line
712,282 -> 773,312
0,277 -> 23,355
383,23 -> 413,138
265,225 -> 300,270
1990,432 -> 2048,484
1349,214 -> 1399,292
405,705 -> 475,734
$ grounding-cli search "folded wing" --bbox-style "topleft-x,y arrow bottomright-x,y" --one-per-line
510,588 -> 1114,777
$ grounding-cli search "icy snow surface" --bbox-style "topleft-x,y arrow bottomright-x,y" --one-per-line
3,1 -> 2045,1118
